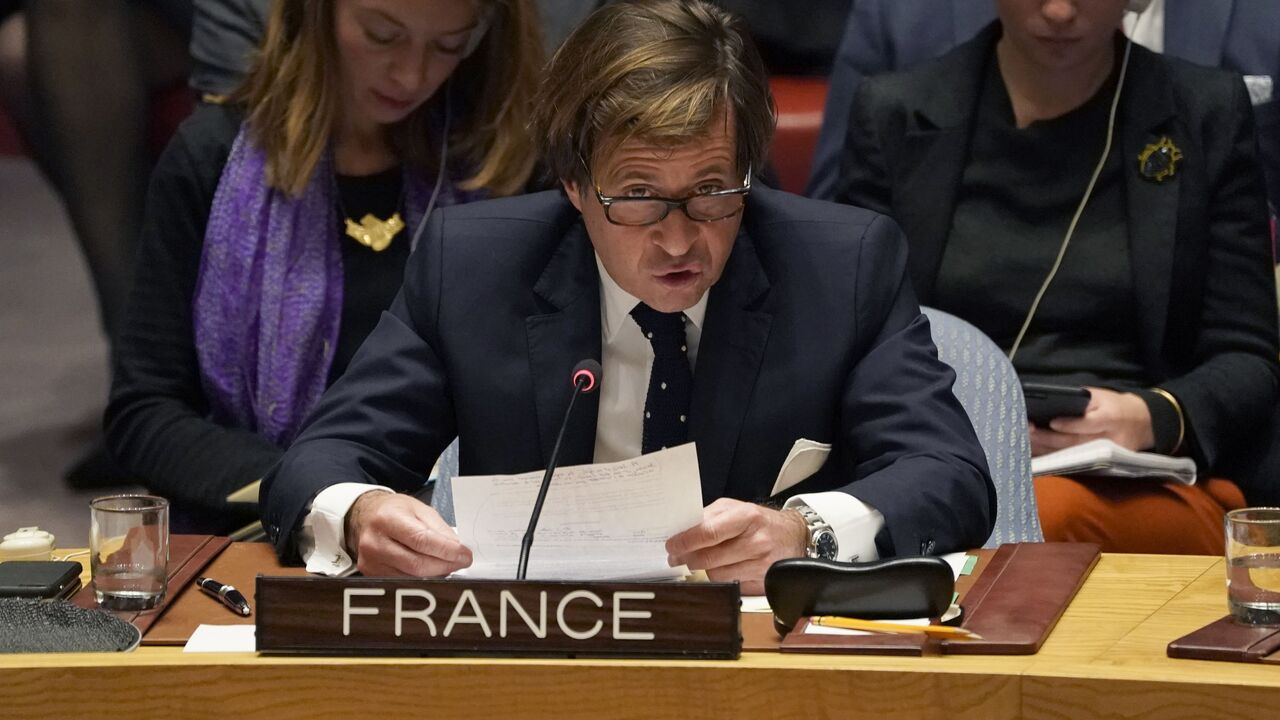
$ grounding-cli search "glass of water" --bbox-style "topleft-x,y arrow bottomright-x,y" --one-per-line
90,495 -> 169,611
1225,507 -> 1280,625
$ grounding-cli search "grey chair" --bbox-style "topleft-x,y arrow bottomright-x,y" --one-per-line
427,439 -> 459,527
923,306 -> 1042,546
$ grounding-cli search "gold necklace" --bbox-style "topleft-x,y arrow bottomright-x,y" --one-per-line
343,212 -> 405,252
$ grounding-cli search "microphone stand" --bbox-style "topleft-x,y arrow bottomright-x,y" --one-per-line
517,373 -> 592,580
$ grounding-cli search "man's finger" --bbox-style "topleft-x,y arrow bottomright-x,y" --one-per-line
670,529 -> 766,571
378,508 -> 471,565
705,557 -> 770,596
666,504 -> 754,556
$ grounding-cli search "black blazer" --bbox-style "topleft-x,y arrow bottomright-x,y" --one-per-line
261,187 -> 995,562
836,23 -> 1280,488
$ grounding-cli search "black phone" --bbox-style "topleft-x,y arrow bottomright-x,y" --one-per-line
0,560 -> 83,600
1021,382 -> 1091,426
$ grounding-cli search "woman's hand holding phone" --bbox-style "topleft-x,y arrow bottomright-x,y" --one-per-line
1028,387 -> 1155,456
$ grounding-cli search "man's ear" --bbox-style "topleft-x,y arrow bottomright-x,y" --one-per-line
561,179 -> 584,213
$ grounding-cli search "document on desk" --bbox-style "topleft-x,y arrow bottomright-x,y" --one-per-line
451,443 -> 703,581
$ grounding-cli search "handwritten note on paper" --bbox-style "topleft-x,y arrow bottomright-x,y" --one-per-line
451,444 -> 704,581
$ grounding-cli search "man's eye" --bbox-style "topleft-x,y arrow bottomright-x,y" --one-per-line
624,187 -> 654,198
696,184 -> 725,194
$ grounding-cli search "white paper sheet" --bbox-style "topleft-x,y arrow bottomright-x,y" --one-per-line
451,443 -> 704,581
183,624 -> 256,653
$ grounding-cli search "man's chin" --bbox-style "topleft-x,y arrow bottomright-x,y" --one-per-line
640,287 -> 705,314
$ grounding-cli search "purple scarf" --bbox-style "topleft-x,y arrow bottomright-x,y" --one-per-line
193,126 -> 461,446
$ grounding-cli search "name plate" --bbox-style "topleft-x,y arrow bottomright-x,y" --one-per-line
255,576 -> 742,659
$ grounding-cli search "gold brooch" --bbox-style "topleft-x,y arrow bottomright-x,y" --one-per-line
344,212 -> 406,252
1137,136 -> 1183,183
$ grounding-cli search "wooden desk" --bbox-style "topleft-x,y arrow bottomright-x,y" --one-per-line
2,554 -> 1275,720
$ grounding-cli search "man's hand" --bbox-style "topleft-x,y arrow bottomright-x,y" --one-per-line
1029,387 -> 1155,456
665,498 -> 809,595
344,492 -> 473,577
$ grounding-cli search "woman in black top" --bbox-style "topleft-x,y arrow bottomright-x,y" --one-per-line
835,0 -> 1279,552
106,0 -> 544,532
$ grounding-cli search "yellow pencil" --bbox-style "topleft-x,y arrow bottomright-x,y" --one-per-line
810,616 -> 984,640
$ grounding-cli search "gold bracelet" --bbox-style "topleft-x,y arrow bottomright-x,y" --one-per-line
1150,387 -> 1186,454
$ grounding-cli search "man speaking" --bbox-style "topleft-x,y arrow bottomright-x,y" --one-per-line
261,0 -> 995,594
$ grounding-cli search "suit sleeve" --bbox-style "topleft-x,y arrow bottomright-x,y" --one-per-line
1164,77 -> 1280,475
806,2 -> 893,201
834,214 -> 996,556
260,210 -> 458,562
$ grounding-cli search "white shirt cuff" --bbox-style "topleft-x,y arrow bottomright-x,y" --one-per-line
298,483 -> 394,577
785,491 -> 884,563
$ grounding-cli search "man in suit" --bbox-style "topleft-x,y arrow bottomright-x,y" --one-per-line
260,0 -> 995,592
832,0 -> 1280,551
807,0 -> 1280,212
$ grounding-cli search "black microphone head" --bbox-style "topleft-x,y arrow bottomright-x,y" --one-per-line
571,359 -> 602,394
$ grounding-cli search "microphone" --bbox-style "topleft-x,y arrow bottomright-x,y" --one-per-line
517,359 -> 602,580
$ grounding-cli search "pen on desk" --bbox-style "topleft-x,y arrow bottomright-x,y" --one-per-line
195,576 -> 252,617
810,616 -> 983,640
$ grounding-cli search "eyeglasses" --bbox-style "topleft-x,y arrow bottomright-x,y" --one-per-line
592,167 -> 752,227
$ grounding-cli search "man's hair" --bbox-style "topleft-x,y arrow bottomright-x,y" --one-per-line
531,0 -> 775,186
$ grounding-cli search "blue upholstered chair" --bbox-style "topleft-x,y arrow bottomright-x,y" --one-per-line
428,439 -> 459,526
923,307 -> 1043,546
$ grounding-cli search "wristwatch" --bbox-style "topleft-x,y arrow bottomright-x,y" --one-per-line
793,501 -> 838,561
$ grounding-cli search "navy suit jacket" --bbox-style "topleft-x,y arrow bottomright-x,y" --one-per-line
260,187 -> 996,562
807,0 -> 1280,212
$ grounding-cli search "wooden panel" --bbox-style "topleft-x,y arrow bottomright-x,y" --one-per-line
1023,677 -> 1280,720
0,661 -> 1021,720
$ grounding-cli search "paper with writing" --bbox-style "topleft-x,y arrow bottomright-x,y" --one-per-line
452,444 -> 704,581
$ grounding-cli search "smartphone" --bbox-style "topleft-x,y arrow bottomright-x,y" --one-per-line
1021,382 -> 1092,427
0,560 -> 83,600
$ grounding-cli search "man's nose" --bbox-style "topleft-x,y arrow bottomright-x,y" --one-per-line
649,211 -> 700,257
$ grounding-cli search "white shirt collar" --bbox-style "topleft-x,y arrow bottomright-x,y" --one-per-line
595,254 -> 708,343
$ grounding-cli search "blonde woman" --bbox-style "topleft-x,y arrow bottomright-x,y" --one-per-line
106,0 -> 542,533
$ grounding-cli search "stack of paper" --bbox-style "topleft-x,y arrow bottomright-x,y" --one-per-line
1031,439 -> 1196,485
451,444 -> 704,581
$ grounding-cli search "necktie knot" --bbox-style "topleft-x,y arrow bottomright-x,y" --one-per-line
630,303 -> 688,357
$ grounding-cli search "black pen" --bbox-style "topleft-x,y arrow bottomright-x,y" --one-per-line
195,576 -> 252,617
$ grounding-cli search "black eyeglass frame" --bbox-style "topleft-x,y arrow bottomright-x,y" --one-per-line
590,166 -> 753,227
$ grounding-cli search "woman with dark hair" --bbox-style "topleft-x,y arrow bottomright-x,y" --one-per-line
106,0 -> 544,533
835,0 -> 1279,553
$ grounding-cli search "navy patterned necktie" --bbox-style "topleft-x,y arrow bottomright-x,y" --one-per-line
630,303 -> 693,454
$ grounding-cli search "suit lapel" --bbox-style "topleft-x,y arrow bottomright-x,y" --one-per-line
1164,0 -> 1231,67
1121,47 -> 1181,364
526,221 -> 602,469
688,228 -> 772,503
893,24 -> 997,303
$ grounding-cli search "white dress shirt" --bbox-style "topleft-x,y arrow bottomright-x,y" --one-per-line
299,255 -> 884,575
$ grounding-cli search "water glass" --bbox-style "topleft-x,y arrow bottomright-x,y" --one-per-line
1225,507 -> 1280,625
90,495 -> 169,611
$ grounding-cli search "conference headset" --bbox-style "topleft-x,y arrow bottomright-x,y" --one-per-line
1007,0 -> 1153,361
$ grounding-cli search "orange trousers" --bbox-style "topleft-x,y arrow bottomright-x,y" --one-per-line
1034,475 -> 1246,555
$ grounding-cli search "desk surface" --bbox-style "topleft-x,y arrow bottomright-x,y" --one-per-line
2,553 -> 1275,719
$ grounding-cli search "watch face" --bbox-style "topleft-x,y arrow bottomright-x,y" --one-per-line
814,530 -> 838,560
